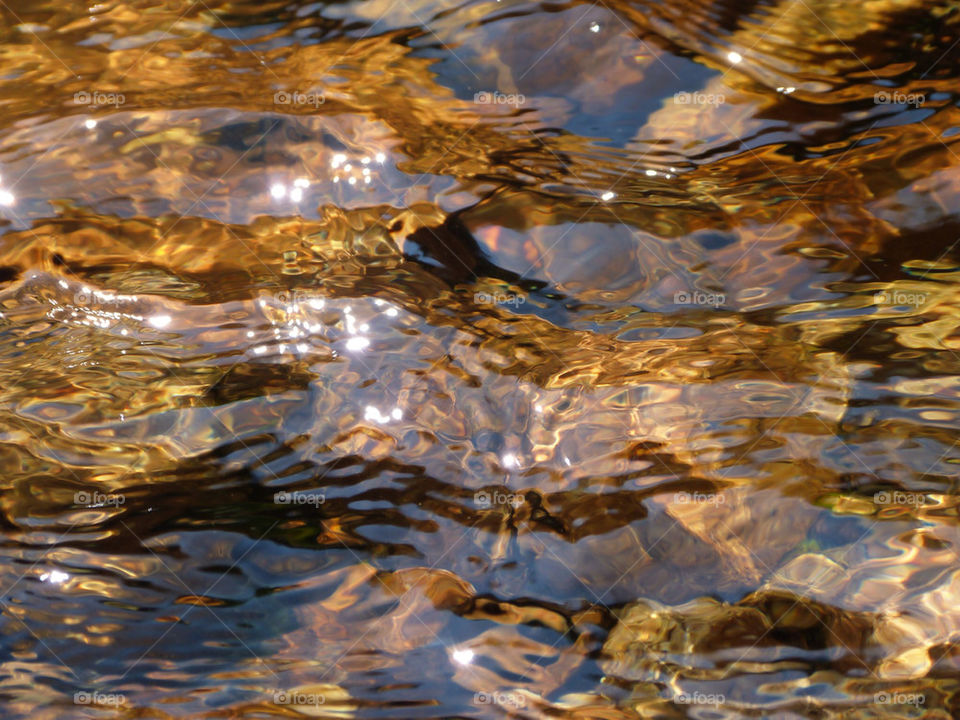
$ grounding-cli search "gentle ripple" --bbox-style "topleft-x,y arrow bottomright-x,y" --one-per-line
0,0 -> 959,718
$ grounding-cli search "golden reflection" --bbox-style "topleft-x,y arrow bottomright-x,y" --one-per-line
0,0 -> 958,717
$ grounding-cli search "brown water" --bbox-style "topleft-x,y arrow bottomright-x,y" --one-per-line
1,0 -> 960,717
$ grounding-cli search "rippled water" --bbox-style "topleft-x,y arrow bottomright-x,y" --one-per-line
1,0 -> 960,717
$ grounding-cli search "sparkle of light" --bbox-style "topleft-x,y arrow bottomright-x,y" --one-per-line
452,649 -> 474,665
346,336 -> 370,352
41,570 -> 69,584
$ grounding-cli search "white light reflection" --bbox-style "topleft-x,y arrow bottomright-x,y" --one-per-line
346,336 -> 370,352
364,405 -> 404,424
250,291 -> 405,359
452,648 -> 475,665
332,152 -> 387,185
40,570 -> 69,584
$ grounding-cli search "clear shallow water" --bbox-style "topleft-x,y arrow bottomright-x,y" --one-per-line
0,0 -> 960,717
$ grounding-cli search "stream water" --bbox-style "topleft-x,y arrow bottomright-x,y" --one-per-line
1,0 -> 960,717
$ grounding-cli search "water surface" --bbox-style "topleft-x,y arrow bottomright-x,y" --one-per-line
1,0 -> 960,717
